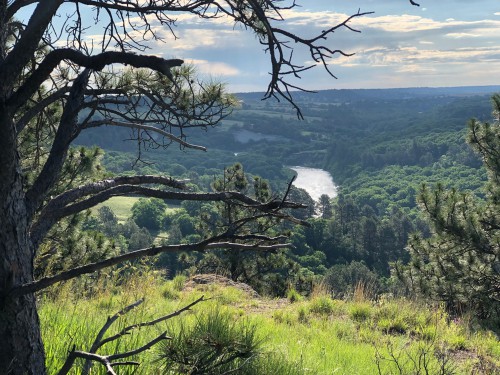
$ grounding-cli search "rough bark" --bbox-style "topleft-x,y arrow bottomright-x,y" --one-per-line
0,110 -> 46,375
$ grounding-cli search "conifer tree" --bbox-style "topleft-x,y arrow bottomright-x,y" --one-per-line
400,94 -> 500,327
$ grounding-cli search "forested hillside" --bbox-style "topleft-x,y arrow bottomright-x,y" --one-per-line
74,87 -> 499,302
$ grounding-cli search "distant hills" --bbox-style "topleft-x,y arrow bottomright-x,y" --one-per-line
236,85 -> 500,103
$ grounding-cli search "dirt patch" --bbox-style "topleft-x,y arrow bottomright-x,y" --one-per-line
183,274 -> 260,299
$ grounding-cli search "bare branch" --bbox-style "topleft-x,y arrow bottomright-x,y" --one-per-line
84,299 -> 145,364
11,238 -> 292,296
1,0 -> 62,95
7,1 -> 39,19
30,175 -> 189,246
31,180 -> 306,248
83,120 -> 207,151
80,296 -> 205,374
15,86 -> 70,133
95,296 -> 206,351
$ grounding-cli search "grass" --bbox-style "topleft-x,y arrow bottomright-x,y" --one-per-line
40,274 -> 500,375
93,196 -> 179,224
93,196 -> 141,222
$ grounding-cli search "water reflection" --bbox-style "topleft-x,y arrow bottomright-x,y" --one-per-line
289,166 -> 338,201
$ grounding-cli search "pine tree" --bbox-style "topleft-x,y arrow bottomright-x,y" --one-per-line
400,95 -> 500,328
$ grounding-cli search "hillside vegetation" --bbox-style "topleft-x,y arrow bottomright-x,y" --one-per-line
41,274 -> 499,374
50,88 -> 500,374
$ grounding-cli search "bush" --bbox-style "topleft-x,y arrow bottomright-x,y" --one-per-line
131,198 -> 167,230
309,295 -> 334,316
160,308 -> 259,374
349,302 -> 372,322
160,307 -> 305,375
287,288 -> 302,303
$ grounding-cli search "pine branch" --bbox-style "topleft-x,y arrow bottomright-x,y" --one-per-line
25,69 -> 91,221
9,49 -> 183,111
31,184 -> 306,248
10,238 -> 291,296
83,120 -> 207,151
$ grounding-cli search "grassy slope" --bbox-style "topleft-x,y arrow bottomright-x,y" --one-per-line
93,196 -> 142,223
41,275 -> 499,375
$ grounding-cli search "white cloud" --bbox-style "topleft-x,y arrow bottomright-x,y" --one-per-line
396,64 -> 435,73
185,59 -> 240,77
277,9 -> 500,36
446,33 -> 481,38
167,29 -> 243,51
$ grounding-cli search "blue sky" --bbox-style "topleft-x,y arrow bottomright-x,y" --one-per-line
18,1 -> 500,92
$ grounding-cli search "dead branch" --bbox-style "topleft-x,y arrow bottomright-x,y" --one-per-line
56,295 -> 207,375
95,296 -> 206,351
11,238 -> 291,297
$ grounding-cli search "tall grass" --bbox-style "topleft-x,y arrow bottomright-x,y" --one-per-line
40,273 -> 500,374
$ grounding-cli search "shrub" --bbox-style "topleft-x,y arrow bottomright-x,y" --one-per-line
309,295 -> 334,316
324,261 -> 381,298
172,274 -> 187,291
161,283 -> 180,300
160,308 -> 261,374
159,307 -> 304,375
297,305 -> 309,324
131,197 -> 167,230
287,288 -> 303,303
349,302 -> 372,322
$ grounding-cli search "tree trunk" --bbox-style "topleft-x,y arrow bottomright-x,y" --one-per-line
0,109 -> 46,374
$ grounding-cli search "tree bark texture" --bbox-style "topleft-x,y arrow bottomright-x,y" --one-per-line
0,110 -> 46,375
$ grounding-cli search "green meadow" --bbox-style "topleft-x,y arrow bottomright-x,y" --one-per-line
41,274 -> 499,374
93,196 -> 143,223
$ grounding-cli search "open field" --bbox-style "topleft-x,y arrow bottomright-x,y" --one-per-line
93,196 -> 179,223
93,196 -> 142,222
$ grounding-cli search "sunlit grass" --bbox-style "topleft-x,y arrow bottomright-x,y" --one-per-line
93,196 -> 179,224
93,196 -> 141,222
40,274 -> 500,374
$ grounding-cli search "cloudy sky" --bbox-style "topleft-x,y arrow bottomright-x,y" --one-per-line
19,0 -> 500,92
156,0 -> 500,92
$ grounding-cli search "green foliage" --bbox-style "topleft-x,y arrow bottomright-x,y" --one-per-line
401,94 -> 500,329
161,283 -> 181,300
374,341 -> 457,375
324,261 -> 382,298
78,90 -> 498,297
309,295 -> 335,316
40,274 -> 500,374
131,198 -> 167,230
172,274 -> 188,291
159,308 -> 262,374
349,302 -> 372,322
286,288 -> 303,303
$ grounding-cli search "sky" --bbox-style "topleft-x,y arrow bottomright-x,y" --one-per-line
18,0 -> 500,92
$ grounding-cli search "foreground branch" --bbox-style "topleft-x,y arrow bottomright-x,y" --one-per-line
31,184 -> 307,248
11,239 -> 290,297
10,49 -> 183,110
84,120 -> 208,151
56,295 -> 207,375
30,175 -> 190,247
58,333 -> 168,375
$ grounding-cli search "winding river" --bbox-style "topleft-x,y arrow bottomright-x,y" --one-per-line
289,166 -> 338,201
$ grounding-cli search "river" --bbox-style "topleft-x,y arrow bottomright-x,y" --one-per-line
289,166 -> 338,201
